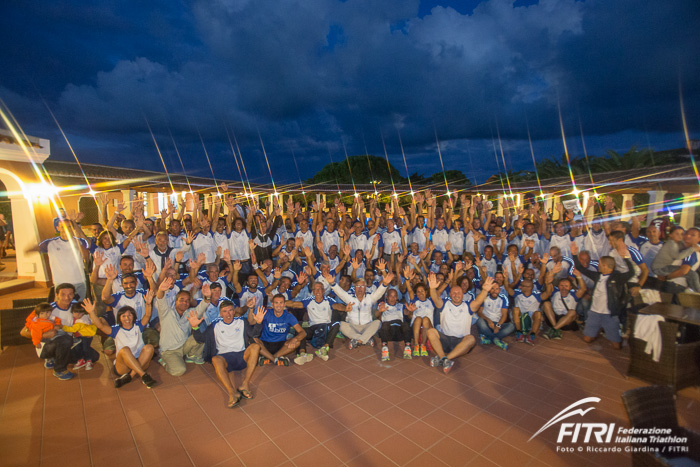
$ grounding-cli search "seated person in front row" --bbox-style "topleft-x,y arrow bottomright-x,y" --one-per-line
542,268 -> 587,340
188,296 -> 261,408
571,241 -> 635,350
83,296 -> 157,389
25,303 -> 75,380
505,270 -> 553,345
476,280 -> 514,351
377,289 -> 413,361
251,294 -> 306,366
61,304 -> 98,370
427,274 -> 495,374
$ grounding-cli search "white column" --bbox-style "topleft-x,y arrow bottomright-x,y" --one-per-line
680,193 -> 697,229
646,190 -> 667,226
496,195 -> 504,216
120,189 -> 136,211
621,193 -> 635,221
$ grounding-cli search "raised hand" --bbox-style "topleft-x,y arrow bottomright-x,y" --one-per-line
202,283 -> 211,299
145,288 -> 155,303
427,273 -> 438,289
382,272 -> 395,286
297,271 -> 308,284
143,259 -> 156,278
253,306 -> 267,324
105,264 -> 119,280
343,244 -> 351,257
82,298 -> 96,315
233,260 -> 242,271
322,271 -> 336,285
185,231 -> 195,245
404,302 -> 416,314
552,262 -> 563,275
570,241 -> 579,256
376,258 -> 387,271
273,268 -> 282,280
223,249 -> 231,262
187,310 -> 205,328
159,277 -> 174,292
245,297 -> 256,309
93,251 -> 106,267
175,251 -> 184,263
482,276 -> 495,291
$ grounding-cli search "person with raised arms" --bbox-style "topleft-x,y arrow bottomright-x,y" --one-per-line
427,273 -> 495,374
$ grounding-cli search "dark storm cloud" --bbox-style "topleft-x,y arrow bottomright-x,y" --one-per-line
0,0 -> 698,184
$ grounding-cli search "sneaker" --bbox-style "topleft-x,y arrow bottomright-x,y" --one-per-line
294,352 -> 313,365
347,339 -> 358,350
480,335 -> 492,345
277,356 -> 290,366
336,331 -> 345,339
141,373 -> 157,388
185,355 -> 205,364
493,337 -> 508,351
73,359 -> 87,370
412,345 -> 420,357
527,334 -> 536,346
315,347 -> 329,362
44,359 -> 55,369
553,329 -> 562,340
430,356 -> 442,368
53,370 -> 75,381
403,345 -> 412,359
85,360 -> 93,371
515,332 -> 526,343
258,356 -> 266,366
368,339 -> 375,348
381,345 -> 390,362
420,344 -> 428,357
542,328 -> 554,340
442,359 -> 455,374
114,373 -> 132,388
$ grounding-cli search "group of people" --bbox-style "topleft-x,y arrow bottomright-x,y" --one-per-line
23,187 -> 698,407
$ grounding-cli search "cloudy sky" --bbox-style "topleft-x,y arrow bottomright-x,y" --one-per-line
1,0 -> 698,185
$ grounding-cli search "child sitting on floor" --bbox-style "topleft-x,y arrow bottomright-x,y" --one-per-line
62,303 -> 98,371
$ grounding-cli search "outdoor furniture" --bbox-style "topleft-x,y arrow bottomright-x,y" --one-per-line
677,293 -> 700,309
12,298 -> 46,309
0,305 -> 34,349
621,385 -> 700,466
627,309 -> 700,390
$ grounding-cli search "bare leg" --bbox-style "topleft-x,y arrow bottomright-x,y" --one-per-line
421,317 -> 433,336
543,302 -> 557,327
531,312 -> 542,334
240,344 -> 260,393
137,345 -> 154,372
115,347 -> 146,377
412,319 -> 422,345
274,339 -> 299,358
255,338 -> 275,361
446,335 -> 476,360
212,356 -> 237,406
426,328 -> 445,358
513,308 -> 522,332
554,310 -> 577,330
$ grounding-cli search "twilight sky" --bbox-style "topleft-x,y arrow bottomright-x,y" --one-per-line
1,0 -> 698,185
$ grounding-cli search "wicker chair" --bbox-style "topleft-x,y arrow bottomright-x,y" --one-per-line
677,293 -> 700,309
0,305 -> 34,348
627,313 -> 700,391
621,385 -> 700,466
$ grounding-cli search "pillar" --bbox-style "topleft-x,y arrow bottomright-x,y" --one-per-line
680,193 -> 697,229
497,194 -> 504,216
120,189 -> 136,212
646,190 -> 667,226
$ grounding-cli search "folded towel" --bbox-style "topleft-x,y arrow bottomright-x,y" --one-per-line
634,314 -> 665,362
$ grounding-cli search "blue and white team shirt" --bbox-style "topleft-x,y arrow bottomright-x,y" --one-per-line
238,285 -> 266,312
502,255 -> 525,282
110,289 -> 148,324
411,297 -> 435,324
347,258 -> 367,280
260,310 -> 298,342
50,300 -> 79,328
348,232 -> 367,257
670,252 -> 700,289
191,231 -> 217,264
625,233 -> 648,250
448,228 -> 465,256
610,246 -> 644,277
410,225 -> 429,251
546,257 -> 575,281
110,322 -> 145,357
39,237 -> 90,285
640,241 -> 663,278
168,232 -> 189,262
549,233 -> 575,258
212,230 -> 230,257
382,229 -> 402,254
518,232 -> 542,256
320,228 -> 340,255
583,229 -> 611,261
116,232 -> 144,270
551,288 -> 580,315
91,244 -> 126,279
295,228 -> 315,251
380,302 -> 404,322
300,296 -> 335,325
313,270 -> 337,295
431,227 -> 449,253
212,317 -> 247,354
513,289 -> 542,315
463,230 -> 477,256
440,300 -> 474,338
198,297 -> 234,328
228,229 -> 251,261
365,232 -> 382,261
331,283 -> 387,325
481,294 -> 509,322
480,255 -> 499,278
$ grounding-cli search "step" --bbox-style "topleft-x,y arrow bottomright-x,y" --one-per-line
0,279 -> 35,295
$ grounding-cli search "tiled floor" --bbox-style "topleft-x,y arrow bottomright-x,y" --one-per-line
1,328 -> 699,467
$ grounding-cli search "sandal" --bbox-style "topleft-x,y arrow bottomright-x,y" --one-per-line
227,392 -> 242,409
238,388 -> 253,399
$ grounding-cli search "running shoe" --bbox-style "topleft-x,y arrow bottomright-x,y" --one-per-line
53,370 -> 75,381
403,345 -> 412,359
527,334 -> 536,346
420,344 -> 428,357
315,346 -> 329,362
73,359 -> 87,370
553,329 -> 563,340
430,356 -> 442,368
480,335 -> 492,345
412,345 -> 420,357
141,373 -> 157,388
442,359 -> 455,374
514,332 -> 526,343
493,337 -> 508,351
277,356 -> 290,366
381,345 -> 390,362
44,359 -> 55,369
85,360 -> 94,371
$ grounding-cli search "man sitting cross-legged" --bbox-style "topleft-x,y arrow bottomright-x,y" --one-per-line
476,280 -> 514,351
377,289 -> 413,361
251,295 -> 306,366
188,298 -> 261,408
505,272 -> 553,346
542,268 -> 587,340
285,282 -> 350,364
325,270 -> 395,349
427,274 -> 494,373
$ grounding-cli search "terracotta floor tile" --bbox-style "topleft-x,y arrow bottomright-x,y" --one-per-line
92,447 -> 142,467
291,443 -> 343,466
399,420 -> 444,449
303,414 -> 347,443
327,402 -> 373,428
237,439 -> 288,466
429,436 -> 479,466
270,427 -> 319,459
402,450 -> 449,467
422,408 -> 464,435
449,423 -> 497,453
485,438 -> 534,466
346,447 -> 397,467
374,432 -> 425,466
185,435 -> 236,466
352,417 -> 396,444
224,423 -> 271,453
255,411 -> 301,438
374,405 -> 418,429
466,411 -> 512,438
323,429 -> 372,461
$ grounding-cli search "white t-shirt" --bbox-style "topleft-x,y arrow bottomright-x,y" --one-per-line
590,275 -> 610,314
551,289 -> 579,315
212,317 -> 247,354
228,230 -> 251,261
481,294 -> 508,322
381,303 -> 404,322
440,300 -> 473,338
300,297 -> 335,326
110,323 -> 145,358
513,289 -> 542,314
411,298 -> 435,324
39,237 -> 89,284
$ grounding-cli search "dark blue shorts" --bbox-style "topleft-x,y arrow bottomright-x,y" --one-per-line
584,311 -> 621,343
218,351 -> 247,372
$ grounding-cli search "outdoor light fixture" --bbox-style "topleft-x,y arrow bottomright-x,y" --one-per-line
354,193 -> 359,197
24,182 -> 59,200
410,190 -> 415,196
88,189 -> 96,197
571,188 -> 581,197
